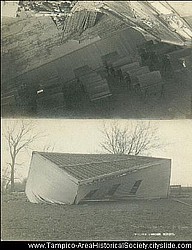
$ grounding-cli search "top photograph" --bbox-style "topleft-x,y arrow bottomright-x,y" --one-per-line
1,1 -> 192,119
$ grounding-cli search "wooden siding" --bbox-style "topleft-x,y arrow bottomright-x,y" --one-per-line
5,28 -> 145,90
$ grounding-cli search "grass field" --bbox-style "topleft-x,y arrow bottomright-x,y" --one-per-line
1,193 -> 192,241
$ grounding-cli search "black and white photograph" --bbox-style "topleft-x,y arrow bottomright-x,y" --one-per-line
1,1 -> 192,119
1,119 -> 192,241
1,0 -> 192,247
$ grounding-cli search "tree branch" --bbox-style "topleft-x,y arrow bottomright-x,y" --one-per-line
100,121 -> 162,156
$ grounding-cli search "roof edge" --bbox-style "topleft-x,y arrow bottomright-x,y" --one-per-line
33,151 -> 171,161
79,160 -> 170,184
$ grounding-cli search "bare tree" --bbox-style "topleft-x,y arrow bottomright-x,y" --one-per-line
1,164 -> 23,193
2,164 -> 11,193
100,121 -> 162,156
3,120 -> 44,192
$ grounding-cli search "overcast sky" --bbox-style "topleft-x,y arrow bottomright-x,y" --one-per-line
2,119 -> 192,186
1,1 -> 19,18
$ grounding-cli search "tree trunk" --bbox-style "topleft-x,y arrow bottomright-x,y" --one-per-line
5,180 -> 11,192
10,160 -> 15,192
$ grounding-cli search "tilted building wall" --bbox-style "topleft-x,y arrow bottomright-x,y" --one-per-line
75,160 -> 171,204
25,153 -> 79,204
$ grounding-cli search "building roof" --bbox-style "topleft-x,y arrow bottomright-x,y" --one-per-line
36,152 -> 169,181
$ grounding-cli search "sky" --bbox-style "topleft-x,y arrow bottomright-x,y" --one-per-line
1,119 -> 192,186
1,1 -> 19,18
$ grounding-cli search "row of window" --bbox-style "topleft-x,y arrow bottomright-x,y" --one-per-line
83,180 -> 143,199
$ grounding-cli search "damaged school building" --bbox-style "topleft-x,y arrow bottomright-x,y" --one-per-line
25,152 -> 171,204
2,1 -> 192,118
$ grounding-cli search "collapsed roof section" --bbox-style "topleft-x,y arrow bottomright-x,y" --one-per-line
3,1 -> 192,47
94,1 -> 192,47
15,1 -> 102,37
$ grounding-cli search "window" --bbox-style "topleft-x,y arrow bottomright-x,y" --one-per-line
129,180 -> 142,195
83,189 -> 98,199
107,184 -> 121,196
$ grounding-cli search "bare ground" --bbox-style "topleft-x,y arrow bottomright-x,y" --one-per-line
1,193 -> 192,241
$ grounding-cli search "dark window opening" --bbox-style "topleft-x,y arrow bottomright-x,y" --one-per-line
107,184 -> 121,196
129,180 -> 142,195
84,189 -> 98,199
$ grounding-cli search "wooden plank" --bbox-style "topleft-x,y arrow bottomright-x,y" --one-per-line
101,51 -> 120,65
136,71 -> 162,88
85,78 -> 111,101
112,57 -> 132,68
85,81 -> 109,89
88,12 -> 97,27
129,66 -> 150,83
167,48 -> 192,59
120,62 -> 140,73
74,65 -> 92,77
91,92 -> 112,101
80,74 -> 103,83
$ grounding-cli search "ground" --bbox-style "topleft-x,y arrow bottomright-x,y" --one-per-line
2,193 -> 192,241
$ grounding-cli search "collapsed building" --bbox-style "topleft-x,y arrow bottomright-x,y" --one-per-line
25,152 -> 171,204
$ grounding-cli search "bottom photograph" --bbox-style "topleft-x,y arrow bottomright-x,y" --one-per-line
1,119 -> 192,241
